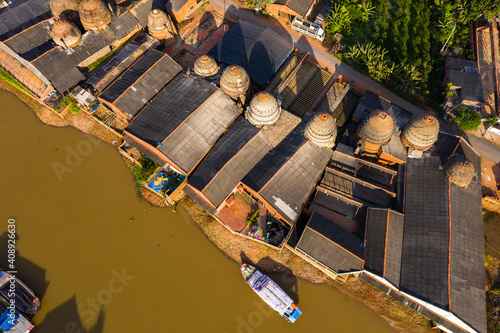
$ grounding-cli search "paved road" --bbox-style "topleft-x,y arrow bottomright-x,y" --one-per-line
212,0 -> 500,163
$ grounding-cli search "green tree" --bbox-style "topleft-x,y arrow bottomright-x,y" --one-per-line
454,106 -> 482,131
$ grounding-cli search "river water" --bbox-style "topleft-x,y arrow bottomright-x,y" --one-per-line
0,90 -> 395,332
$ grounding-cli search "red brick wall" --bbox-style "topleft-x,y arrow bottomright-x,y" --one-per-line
167,0 -> 204,22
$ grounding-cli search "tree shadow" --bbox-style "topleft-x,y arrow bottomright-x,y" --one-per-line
207,5 -> 295,90
0,232 -> 49,301
36,295 -> 105,333
240,251 -> 299,304
196,11 -> 217,50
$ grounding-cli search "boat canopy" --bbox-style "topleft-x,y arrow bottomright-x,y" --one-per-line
247,270 -> 293,315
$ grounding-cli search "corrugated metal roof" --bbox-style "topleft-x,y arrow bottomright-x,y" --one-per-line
188,116 -> 263,193
100,50 -> 166,103
285,0 -> 314,16
0,0 -> 51,37
401,157 -> 450,308
3,18 -> 53,54
125,73 -> 218,146
256,140 -> 333,223
296,212 -> 364,273
158,90 -> 241,174
112,51 -> 182,119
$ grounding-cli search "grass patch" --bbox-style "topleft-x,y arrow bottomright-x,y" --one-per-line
0,67 -> 31,94
84,51 -> 115,73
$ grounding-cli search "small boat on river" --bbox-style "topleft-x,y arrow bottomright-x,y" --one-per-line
0,269 -> 40,317
241,264 -> 301,323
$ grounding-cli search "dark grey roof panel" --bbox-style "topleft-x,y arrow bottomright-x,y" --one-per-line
431,133 -> 461,165
208,20 -> 293,88
259,141 -> 333,223
384,210 -> 404,288
401,157 -> 449,309
100,50 -> 166,103
125,73 -> 218,146
113,52 -> 182,118
313,188 -> 361,218
364,208 -> 388,277
188,116 -> 261,191
166,0 -> 189,13
320,169 -> 394,207
158,90 -> 241,174
449,181 -> 486,333
297,212 -> 364,273
3,18 -> 53,54
331,88 -> 361,131
353,90 -> 391,121
286,0 -> 314,16
30,28 -> 118,92
0,0 -> 50,36
108,11 -> 139,39
204,132 -> 273,208
446,58 -> 485,104
31,47 -> 85,92
87,42 -> 141,90
242,122 -> 307,192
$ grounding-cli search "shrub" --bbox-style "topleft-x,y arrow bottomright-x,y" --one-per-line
69,103 -> 80,114
485,115 -> 499,127
138,156 -> 158,177
454,106 -> 482,131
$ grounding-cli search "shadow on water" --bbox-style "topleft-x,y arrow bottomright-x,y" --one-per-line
0,232 -> 49,301
36,295 -> 105,333
240,251 -> 299,304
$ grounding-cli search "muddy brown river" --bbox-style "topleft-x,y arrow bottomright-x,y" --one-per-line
0,90 -> 395,332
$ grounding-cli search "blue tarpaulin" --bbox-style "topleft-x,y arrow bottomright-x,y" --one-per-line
0,309 -> 19,331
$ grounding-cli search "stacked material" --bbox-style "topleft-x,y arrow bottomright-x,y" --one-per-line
444,157 -> 475,188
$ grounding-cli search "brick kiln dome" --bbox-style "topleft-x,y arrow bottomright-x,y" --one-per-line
401,114 -> 439,150
193,55 -> 219,77
51,19 -> 82,48
444,157 -> 475,188
305,112 -> 337,148
245,91 -> 281,127
220,65 -> 250,102
147,9 -> 176,41
79,0 -> 112,31
50,0 -> 80,17
357,110 -> 394,145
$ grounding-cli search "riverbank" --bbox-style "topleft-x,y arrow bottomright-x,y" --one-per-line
1,81 -> 433,333
180,197 -> 433,333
